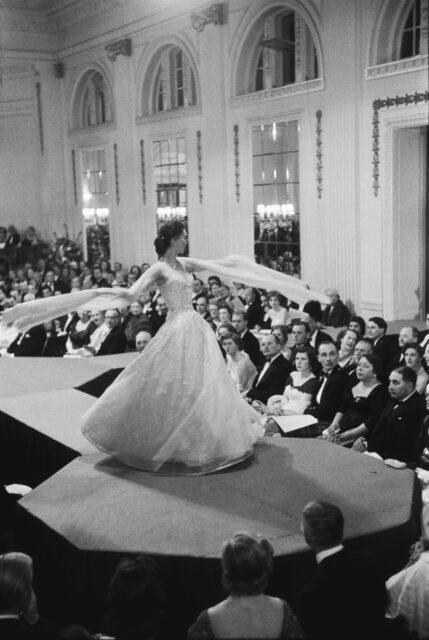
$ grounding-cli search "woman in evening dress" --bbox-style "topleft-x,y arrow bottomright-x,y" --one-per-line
3,221 -> 329,474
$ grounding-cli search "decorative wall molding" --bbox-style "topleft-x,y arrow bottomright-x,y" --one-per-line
140,140 -> 146,205
71,149 -> 78,206
366,54 -> 429,80
54,0 -> 129,29
0,99 -> 33,117
196,130 -> 203,203
136,104 -> 202,126
233,124 -> 240,202
113,143 -> 119,205
191,3 -> 224,32
372,90 -> 429,196
35,81 -> 44,154
68,121 -> 116,138
315,110 -> 322,199
105,37 -> 132,61
231,78 -> 323,107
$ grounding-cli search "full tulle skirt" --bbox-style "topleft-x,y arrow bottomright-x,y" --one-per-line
81,310 -> 263,474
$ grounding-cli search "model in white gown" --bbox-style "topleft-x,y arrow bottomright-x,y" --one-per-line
82,264 -> 262,474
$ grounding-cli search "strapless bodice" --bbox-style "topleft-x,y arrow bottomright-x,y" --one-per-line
159,273 -> 194,317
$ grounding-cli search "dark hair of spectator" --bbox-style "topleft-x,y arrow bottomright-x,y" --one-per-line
302,501 -> 344,548
221,533 -> 274,596
303,300 -> 322,323
369,316 -> 387,332
317,339 -> 337,353
220,332 -> 243,350
356,337 -> 374,350
232,309 -> 248,322
393,366 -> 417,386
106,554 -> 166,640
295,345 -> 319,373
208,275 -> 222,286
292,319 -> 311,333
357,353 -> 384,380
402,343 -> 423,358
348,316 -> 365,336
271,324 -> 289,344
154,221 -> 185,256
218,303 -> 232,317
337,328 -> 358,345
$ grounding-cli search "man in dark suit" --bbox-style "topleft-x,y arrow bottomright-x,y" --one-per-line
245,333 -> 292,405
297,500 -> 387,640
303,300 -> 332,352
353,366 -> 426,463
305,340 -> 349,425
231,309 -> 263,368
321,288 -> 351,327
243,287 -> 264,330
96,309 -> 127,356
366,316 -> 396,373
7,324 -> 47,357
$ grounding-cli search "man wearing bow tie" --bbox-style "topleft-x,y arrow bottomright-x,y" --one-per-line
245,333 -> 292,405
353,366 -> 426,463
305,340 -> 349,425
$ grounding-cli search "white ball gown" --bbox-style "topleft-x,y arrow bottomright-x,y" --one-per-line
82,267 -> 262,474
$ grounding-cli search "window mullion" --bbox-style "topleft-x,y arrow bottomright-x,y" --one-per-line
295,14 -> 304,83
160,51 -> 171,111
421,0 -> 428,55
264,16 -> 275,89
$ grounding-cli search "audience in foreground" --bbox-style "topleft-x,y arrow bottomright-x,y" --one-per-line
187,532 -> 303,639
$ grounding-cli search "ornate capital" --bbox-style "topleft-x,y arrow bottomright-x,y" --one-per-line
191,3 -> 224,32
105,37 -> 132,61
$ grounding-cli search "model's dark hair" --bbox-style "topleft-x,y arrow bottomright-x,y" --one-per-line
154,221 -> 185,256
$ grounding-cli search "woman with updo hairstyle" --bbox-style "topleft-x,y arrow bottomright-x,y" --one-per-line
187,532 -> 303,639
5,218 -> 329,475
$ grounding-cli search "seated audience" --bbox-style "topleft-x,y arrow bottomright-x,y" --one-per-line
135,330 -> 152,353
322,354 -> 389,446
348,316 -> 366,340
271,324 -> 292,360
289,320 -> 312,362
366,317 -> 396,373
121,301 -> 152,351
208,300 -> 221,328
191,278 -> 207,307
7,324 -> 47,357
336,328 -> 358,368
218,283 -> 244,312
195,295 -> 211,322
353,366 -> 426,463
245,334 -> 293,405
419,311 -> 429,350
218,303 -> 233,325
78,310 -> 108,356
231,310 -> 263,367
102,555 -> 167,640
386,537 -> 429,639
220,332 -> 257,394
64,310 -> 95,354
390,325 -> 419,369
187,532 -> 303,639
41,320 -> 67,357
263,346 -> 319,416
322,288 -> 351,327
297,501 -> 387,640
305,341 -> 349,426
403,343 -> 429,394
150,296 -> 168,334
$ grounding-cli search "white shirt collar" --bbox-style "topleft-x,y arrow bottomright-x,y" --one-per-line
316,544 -> 344,564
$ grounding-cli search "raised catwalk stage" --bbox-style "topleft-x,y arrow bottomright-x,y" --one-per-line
0,356 -> 422,638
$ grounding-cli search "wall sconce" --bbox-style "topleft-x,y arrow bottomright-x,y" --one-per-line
256,204 -> 295,220
156,206 -> 187,222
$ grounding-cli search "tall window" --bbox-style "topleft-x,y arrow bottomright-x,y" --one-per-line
252,121 -> 300,274
253,11 -> 318,93
400,0 -> 427,58
81,149 -> 110,263
81,72 -> 111,127
153,138 -> 188,254
152,47 -> 197,114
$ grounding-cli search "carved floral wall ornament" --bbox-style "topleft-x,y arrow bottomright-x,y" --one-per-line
35,82 -> 44,154
233,124 -> 240,202
191,3 -> 224,32
315,110 -> 323,199
140,140 -> 146,205
372,90 -> 429,196
114,143 -> 120,205
196,131 -> 203,203
72,149 -> 78,206
105,37 -> 132,61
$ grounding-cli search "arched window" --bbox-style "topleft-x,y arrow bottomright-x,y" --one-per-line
251,9 -> 319,93
399,0 -> 427,58
151,46 -> 197,114
79,71 -> 112,128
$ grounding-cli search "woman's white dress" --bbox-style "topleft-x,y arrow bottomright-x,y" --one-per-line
81,269 -> 262,474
